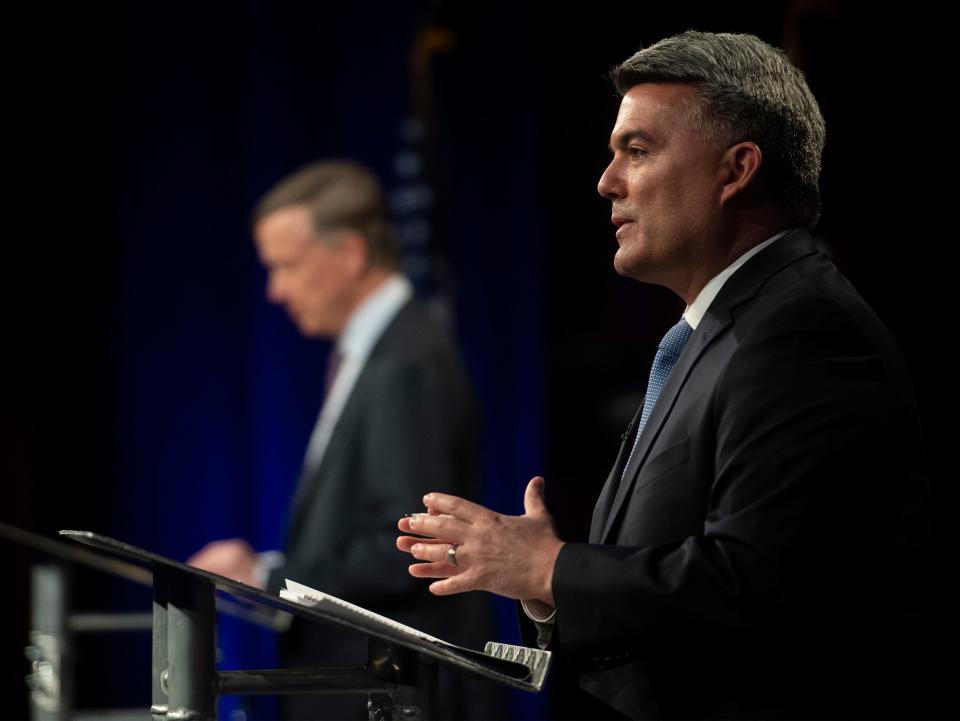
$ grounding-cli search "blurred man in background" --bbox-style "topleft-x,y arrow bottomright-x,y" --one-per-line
190,160 -> 501,720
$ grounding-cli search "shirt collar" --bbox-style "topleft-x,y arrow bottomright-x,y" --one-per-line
682,229 -> 793,330
338,274 -> 413,359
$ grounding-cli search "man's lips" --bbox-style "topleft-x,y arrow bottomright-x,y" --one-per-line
613,216 -> 634,240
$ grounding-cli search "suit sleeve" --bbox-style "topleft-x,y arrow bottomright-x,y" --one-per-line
551,295 -> 923,669
272,352 -> 476,604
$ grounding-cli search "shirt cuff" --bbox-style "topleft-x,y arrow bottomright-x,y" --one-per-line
253,550 -> 285,590
521,599 -> 557,624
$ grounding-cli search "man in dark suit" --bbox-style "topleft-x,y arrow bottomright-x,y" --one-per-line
397,32 -> 928,720
189,161 -> 500,719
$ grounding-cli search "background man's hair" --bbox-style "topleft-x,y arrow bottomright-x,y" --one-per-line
253,160 -> 399,269
612,30 -> 826,227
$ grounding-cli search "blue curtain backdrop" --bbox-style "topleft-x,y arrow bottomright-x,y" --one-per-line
73,3 -> 544,718
14,3 -> 957,719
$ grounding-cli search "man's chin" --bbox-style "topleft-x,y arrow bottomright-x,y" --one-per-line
294,319 -> 335,340
613,248 -> 661,285
287,314 -> 316,337
298,324 -> 327,339
613,248 -> 640,278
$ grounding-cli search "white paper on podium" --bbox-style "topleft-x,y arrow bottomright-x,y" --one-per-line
281,578 -> 442,644
279,578 -> 552,690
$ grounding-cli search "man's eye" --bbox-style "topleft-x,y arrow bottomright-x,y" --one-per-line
629,146 -> 647,158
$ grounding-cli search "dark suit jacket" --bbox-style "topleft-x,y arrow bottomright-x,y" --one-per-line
269,299 -> 502,720
547,231 -> 928,720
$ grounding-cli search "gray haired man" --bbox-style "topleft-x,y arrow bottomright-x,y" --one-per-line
398,31 -> 927,720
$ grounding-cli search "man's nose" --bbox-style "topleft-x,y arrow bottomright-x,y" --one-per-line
597,160 -> 625,200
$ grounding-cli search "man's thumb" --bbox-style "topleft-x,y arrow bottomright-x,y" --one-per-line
523,476 -> 547,516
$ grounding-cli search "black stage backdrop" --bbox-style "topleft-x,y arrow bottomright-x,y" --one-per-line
4,2 -> 957,720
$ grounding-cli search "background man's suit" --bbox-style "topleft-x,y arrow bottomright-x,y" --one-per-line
269,299 -> 500,720
546,230 -> 927,720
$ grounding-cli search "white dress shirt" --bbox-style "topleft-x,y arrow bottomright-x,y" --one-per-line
681,230 -> 789,330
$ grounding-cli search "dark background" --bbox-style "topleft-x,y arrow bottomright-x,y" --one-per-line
3,1 -> 957,719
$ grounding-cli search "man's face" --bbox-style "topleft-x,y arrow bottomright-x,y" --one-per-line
254,205 -> 356,338
597,83 -> 726,297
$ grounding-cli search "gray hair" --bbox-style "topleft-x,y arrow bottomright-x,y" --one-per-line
612,31 -> 826,227
253,160 -> 398,269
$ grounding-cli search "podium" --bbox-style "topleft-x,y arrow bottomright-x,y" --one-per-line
1,522 -> 285,721
57,530 -> 550,721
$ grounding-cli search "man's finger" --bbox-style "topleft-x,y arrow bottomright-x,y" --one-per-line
398,517 -> 455,540
396,535 -> 447,553
408,562 -> 460,579
428,573 -> 477,596
404,511 -> 469,542
409,542 -> 458,563
421,492 -> 488,522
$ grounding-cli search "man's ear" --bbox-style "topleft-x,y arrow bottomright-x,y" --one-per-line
719,141 -> 763,206
337,230 -> 371,276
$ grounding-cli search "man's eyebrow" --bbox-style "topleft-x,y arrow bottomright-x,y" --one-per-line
608,129 -> 657,153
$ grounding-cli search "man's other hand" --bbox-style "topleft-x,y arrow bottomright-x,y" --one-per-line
396,476 -> 564,606
187,538 -> 259,587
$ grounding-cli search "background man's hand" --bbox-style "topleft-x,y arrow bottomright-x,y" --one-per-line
397,476 -> 564,605
187,538 -> 260,587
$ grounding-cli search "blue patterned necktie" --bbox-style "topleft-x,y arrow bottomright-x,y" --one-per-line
622,318 -> 694,479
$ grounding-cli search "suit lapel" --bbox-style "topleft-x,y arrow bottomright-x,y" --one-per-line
590,404 -> 644,543
597,229 -> 822,544
287,360 -> 372,540
600,314 -> 729,542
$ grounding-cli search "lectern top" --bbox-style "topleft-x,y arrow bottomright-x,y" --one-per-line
60,530 -> 550,692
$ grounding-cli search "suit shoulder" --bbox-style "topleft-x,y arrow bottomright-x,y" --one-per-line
736,251 -> 899,351
374,300 -> 458,359
363,300 -> 474,395
724,256 -> 917,412
374,302 -> 472,379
